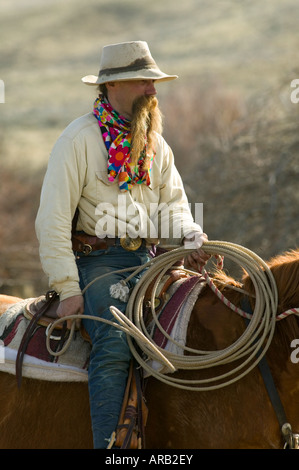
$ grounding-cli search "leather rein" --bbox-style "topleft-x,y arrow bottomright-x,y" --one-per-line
241,299 -> 299,449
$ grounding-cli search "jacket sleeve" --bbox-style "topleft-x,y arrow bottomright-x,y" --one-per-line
158,144 -> 203,247
35,135 -> 85,301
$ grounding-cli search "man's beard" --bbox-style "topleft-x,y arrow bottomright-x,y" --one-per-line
130,95 -> 163,167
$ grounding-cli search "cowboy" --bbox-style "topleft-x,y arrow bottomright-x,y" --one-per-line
35,41 -> 209,448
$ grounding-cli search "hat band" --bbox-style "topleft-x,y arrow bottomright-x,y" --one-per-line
99,57 -> 158,77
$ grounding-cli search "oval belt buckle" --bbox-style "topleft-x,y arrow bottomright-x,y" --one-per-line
120,236 -> 142,251
82,244 -> 92,255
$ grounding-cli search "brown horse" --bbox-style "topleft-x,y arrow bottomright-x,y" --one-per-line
0,249 -> 298,449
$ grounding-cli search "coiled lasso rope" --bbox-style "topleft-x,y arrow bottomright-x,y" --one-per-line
46,241 -> 278,391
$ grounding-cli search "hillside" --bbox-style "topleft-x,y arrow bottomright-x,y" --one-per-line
0,0 -> 298,295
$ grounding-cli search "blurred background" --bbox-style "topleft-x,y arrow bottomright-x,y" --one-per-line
0,0 -> 298,297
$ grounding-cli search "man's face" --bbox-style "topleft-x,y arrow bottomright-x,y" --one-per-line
106,79 -> 157,119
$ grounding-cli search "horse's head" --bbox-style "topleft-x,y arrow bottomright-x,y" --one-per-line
243,249 -> 299,315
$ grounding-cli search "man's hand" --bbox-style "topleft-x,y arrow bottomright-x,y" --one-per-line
183,232 -> 210,272
57,295 -> 84,329
184,249 -> 210,272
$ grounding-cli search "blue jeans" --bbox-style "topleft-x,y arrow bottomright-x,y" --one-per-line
76,241 -> 149,449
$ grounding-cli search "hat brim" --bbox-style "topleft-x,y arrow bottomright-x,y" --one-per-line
82,69 -> 178,85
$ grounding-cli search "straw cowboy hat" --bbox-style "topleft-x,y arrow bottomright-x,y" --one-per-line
82,40 -> 178,85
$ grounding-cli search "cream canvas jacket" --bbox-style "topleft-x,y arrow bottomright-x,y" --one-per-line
35,112 -> 202,300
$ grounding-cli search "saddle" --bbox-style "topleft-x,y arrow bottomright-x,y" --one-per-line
16,291 -> 90,387
143,268 -> 189,317
16,291 -> 61,387
24,291 -> 61,329
24,291 -> 90,341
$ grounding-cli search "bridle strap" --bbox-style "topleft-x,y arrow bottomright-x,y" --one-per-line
241,300 -> 292,447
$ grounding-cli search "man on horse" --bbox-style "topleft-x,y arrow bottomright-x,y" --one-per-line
35,40 -> 209,449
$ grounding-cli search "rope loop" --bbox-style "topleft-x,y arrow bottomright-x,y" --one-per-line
47,241 -> 280,391
125,241 -> 279,390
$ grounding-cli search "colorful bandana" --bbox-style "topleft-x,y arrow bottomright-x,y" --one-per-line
93,96 -> 156,192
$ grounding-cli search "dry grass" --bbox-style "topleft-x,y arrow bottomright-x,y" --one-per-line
0,0 -> 299,295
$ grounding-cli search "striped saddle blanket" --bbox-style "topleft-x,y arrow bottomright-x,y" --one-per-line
0,273 -> 205,382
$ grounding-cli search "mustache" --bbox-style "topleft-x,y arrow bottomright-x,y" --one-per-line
131,95 -> 158,118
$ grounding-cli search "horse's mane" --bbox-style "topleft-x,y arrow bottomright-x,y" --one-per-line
212,249 -> 299,356
213,249 -> 299,315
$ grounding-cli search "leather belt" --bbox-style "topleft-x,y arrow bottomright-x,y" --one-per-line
72,232 -> 143,255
